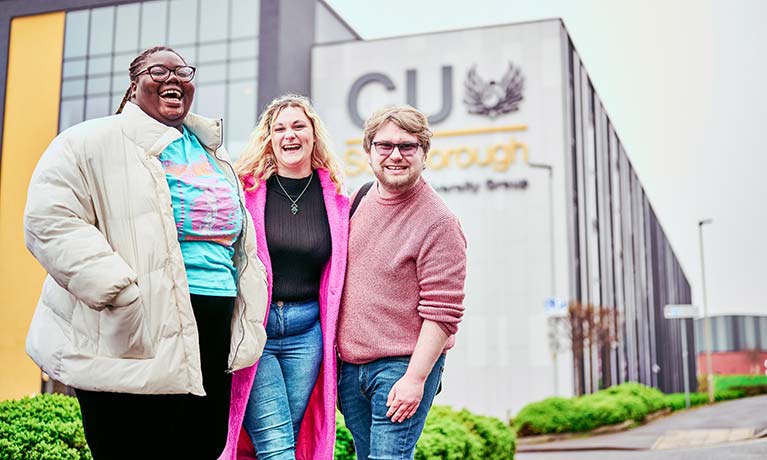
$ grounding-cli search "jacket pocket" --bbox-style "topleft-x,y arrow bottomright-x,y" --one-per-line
98,296 -> 155,359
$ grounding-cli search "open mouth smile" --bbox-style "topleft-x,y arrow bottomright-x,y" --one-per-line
282,143 -> 302,152
159,87 -> 183,105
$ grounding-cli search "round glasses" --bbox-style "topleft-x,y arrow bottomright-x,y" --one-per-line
135,65 -> 196,82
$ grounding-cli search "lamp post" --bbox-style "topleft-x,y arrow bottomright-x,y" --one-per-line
698,218 -> 714,403
530,162 -> 557,394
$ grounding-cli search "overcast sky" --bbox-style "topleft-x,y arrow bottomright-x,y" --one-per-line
326,0 -> 767,316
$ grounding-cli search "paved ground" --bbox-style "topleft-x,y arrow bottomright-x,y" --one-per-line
516,438 -> 767,460
516,394 -> 767,460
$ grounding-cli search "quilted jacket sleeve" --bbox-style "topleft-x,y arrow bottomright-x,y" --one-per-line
24,133 -> 138,310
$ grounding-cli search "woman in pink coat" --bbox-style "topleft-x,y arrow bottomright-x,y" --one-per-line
221,94 -> 348,460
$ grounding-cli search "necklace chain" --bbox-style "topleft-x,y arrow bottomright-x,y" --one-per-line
275,173 -> 313,215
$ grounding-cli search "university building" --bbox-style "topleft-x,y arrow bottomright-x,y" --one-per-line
0,0 -> 693,418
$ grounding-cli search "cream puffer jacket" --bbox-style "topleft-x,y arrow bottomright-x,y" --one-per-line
24,102 -> 268,396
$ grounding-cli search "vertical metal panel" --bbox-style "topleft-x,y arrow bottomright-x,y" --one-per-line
608,128 -> 627,384
565,40 -> 581,305
571,50 -> 589,394
582,76 -> 601,392
620,148 -> 638,382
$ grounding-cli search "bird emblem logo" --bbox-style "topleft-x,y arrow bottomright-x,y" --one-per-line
464,62 -> 525,117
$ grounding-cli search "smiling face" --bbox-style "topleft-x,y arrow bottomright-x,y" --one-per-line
368,120 -> 426,198
131,50 -> 195,129
270,105 -> 315,178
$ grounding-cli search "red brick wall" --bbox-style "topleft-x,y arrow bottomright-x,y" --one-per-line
696,351 -> 767,375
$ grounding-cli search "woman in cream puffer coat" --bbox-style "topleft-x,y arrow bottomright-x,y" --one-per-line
24,46 -> 268,459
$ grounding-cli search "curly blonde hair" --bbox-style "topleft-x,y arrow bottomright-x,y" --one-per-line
234,94 -> 343,193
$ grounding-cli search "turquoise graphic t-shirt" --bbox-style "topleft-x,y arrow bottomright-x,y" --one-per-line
160,126 -> 242,296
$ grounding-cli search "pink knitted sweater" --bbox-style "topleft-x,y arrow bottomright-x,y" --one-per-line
337,178 -> 466,364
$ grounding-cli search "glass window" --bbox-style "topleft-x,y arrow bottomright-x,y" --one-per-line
194,83 -> 226,119
230,39 -> 258,59
140,1 -> 169,49
168,0 -> 198,46
63,59 -> 87,79
87,76 -> 111,95
62,0 -> 261,132
199,43 -> 227,63
113,52 -> 134,73
111,93 -> 126,113
85,95 -> 111,120
88,56 -> 112,76
64,10 -> 89,58
195,63 -> 227,85
114,3 -> 140,53
229,59 -> 257,80
61,79 -> 86,98
199,0 -> 229,42
227,81 -> 257,159
231,0 -> 259,39
89,7 -> 115,56
174,46 -> 197,65
60,99 -> 85,131
112,74 -> 130,95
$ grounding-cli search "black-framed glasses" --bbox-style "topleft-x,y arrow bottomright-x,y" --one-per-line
372,141 -> 421,157
135,65 -> 196,82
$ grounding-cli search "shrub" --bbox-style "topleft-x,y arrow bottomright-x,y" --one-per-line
714,375 -> 767,392
0,394 -> 91,460
715,389 -> 746,401
336,405 -> 515,460
417,406 -> 515,460
662,392 -> 709,410
514,382 -> 667,436
513,397 -> 579,436
599,382 -> 667,413
334,412 -> 355,460
663,388 -> 746,411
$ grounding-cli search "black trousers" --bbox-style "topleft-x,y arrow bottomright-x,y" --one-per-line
75,294 -> 235,460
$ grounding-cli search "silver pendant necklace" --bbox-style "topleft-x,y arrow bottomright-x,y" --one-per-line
275,173 -> 313,215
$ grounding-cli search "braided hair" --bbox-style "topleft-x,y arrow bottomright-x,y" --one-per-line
115,46 -> 185,114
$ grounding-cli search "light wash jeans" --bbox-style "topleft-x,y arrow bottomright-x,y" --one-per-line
338,354 -> 445,460
243,299 -> 323,460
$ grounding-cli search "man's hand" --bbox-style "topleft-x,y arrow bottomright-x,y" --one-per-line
386,374 -> 425,423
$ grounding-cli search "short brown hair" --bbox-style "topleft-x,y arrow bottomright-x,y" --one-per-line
362,105 -> 433,155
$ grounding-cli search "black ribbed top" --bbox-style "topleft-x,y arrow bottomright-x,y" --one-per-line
265,171 -> 331,301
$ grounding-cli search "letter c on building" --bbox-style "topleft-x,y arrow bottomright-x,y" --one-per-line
347,73 -> 396,128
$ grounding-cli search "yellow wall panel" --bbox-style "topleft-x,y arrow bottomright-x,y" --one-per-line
0,12 -> 65,400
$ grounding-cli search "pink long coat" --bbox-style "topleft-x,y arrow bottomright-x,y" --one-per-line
219,168 -> 349,460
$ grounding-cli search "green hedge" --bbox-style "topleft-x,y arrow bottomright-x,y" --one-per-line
513,382 -> 666,436
334,413 -> 356,460
662,392 -> 709,410
514,380 -> 764,437
0,394 -> 91,460
663,388 -> 745,410
4,395 -> 513,460
714,375 -> 767,392
335,406 -> 515,460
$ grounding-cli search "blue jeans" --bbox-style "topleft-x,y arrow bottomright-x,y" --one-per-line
243,299 -> 323,460
338,355 -> 445,460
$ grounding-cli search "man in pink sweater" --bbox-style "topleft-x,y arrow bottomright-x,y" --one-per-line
337,105 -> 467,459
